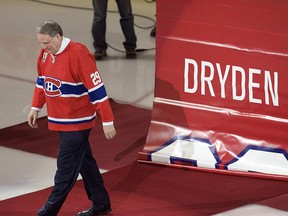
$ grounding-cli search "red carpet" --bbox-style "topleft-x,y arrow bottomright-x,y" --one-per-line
0,100 -> 288,215
0,162 -> 288,216
0,99 -> 151,171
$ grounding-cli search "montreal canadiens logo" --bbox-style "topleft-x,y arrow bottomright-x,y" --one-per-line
44,77 -> 62,97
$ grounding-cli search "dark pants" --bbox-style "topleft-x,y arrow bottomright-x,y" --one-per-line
37,129 -> 110,216
92,0 -> 137,50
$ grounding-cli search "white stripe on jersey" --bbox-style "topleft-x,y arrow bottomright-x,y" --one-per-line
48,113 -> 96,122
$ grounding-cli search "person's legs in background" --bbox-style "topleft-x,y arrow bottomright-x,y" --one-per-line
92,0 -> 108,60
115,0 -> 137,58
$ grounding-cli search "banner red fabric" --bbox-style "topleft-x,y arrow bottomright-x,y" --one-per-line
139,0 -> 288,180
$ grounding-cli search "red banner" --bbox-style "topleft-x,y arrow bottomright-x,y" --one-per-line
139,0 -> 288,180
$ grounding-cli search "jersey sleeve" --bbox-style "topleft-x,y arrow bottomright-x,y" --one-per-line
31,50 -> 46,111
74,46 -> 115,125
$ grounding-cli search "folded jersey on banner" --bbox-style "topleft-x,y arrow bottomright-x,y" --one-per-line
138,0 -> 288,180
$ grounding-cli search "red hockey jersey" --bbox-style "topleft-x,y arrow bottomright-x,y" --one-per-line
31,37 -> 114,131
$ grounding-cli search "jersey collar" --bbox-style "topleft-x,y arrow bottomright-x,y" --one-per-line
55,37 -> 70,55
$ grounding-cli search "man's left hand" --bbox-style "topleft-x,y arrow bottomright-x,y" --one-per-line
103,125 -> 116,140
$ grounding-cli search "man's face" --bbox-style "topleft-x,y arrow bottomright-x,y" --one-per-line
37,33 -> 62,55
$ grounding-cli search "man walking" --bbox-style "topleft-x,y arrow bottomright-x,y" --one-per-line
28,20 -> 116,216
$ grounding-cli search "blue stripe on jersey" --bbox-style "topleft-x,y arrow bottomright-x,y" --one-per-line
88,85 -> 108,103
60,83 -> 88,95
48,114 -> 96,125
36,77 -> 88,97
36,77 -> 44,86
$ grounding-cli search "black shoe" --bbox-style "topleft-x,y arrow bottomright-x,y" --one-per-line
94,49 -> 107,60
125,48 -> 136,59
76,206 -> 112,216
150,26 -> 156,37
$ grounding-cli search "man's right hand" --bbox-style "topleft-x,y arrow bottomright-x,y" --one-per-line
28,109 -> 39,129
